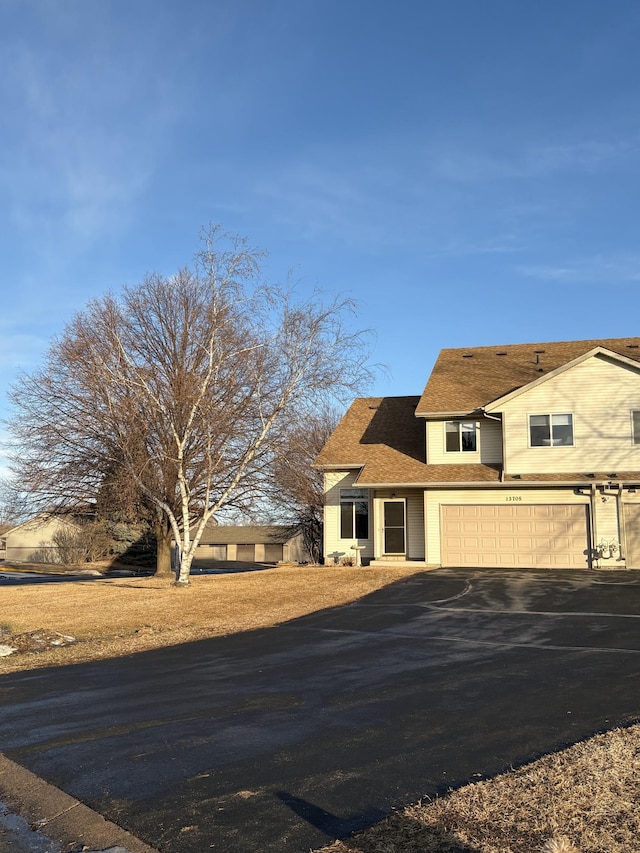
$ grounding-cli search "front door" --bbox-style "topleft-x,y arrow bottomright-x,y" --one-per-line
383,500 -> 406,555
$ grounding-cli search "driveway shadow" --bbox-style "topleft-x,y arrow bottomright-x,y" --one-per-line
276,791 -> 478,851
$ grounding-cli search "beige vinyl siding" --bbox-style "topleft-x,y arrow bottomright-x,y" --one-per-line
500,354 -> 640,474
4,516 -> 82,563
374,489 -> 425,559
284,536 -> 308,563
591,491 -> 621,560
424,488 -> 590,565
623,503 -> 640,568
479,418 -> 503,463
323,470 -> 373,563
426,419 -> 481,464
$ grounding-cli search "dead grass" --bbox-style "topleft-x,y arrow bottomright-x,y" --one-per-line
0,564 -> 421,673
314,723 -> 640,853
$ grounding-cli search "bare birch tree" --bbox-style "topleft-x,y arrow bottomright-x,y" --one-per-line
7,227 -> 373,584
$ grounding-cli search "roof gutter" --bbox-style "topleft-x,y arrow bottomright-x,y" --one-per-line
415,410 -> 474,419
353,479 -> 640,489
313,463 -> 365,470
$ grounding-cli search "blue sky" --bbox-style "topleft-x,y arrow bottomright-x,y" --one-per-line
2,0 -> 640,448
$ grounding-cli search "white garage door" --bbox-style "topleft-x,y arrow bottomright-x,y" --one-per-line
441,504 -> 590,569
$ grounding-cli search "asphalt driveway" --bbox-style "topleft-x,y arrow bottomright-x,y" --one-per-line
0,568 -> 639,853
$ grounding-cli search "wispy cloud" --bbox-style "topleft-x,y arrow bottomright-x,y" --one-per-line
517,253 -> 640,284
244,119 -> 640,263
254,160 -> 392,248
433,137 -> 638,184
0,4 -> 185,251
0,331 -> 51,374
1,51 -> 152,245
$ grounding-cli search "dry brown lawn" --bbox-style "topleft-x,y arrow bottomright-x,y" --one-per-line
0,563 -> 421,673
314,723 -> 640,853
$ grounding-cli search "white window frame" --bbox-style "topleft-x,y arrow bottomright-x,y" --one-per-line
444,420 -> 478,453
339,488 -> 369,540
528,413 -> 574,448
631,410 -> 640,445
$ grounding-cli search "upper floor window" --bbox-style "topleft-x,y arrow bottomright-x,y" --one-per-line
445,421 -> 477,452
632,411 -> 640,444
529,414 -> 574,447
340,488 -> 369,539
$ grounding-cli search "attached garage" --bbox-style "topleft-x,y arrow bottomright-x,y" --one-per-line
441,504 -> 591,569
624,504 -> 640,569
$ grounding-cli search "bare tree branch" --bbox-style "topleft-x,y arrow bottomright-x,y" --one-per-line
7,226 -> 374,583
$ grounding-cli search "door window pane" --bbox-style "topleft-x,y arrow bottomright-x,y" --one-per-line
383,501 -> 405,554
384,527 -> 405,554
384,502 -> 405,526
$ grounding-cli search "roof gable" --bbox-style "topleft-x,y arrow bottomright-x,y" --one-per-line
484,347 -> 640,411
416,337 -> 640,415
314,396 -> 426,480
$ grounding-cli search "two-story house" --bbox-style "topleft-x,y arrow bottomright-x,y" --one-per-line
316,337 -> 640,570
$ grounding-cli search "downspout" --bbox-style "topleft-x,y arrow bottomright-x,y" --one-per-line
589,483 -> 598,569
616,484 -> 625,564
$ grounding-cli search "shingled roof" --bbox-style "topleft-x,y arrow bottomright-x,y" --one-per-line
314,395 -> 499,485
416,336 -> 640,415
198,525 -> 296,545
315,336 -> 640,486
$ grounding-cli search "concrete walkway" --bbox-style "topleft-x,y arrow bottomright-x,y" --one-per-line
0,568 -> 639,852
0,755 -> 157,853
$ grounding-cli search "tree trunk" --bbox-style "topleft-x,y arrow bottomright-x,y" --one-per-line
154,518 -> 174,578
175,547 -> 193,587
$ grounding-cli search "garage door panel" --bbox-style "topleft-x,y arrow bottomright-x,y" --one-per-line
194,544 -> 227,562
441,504 -> 590,569
478,506 -> 497,517
263,544 -> 284,562
236,544 -> 255,561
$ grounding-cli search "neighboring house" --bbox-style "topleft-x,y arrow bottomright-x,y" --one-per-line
316,337 -> 640,570
190,525 -> 308,565
1,514 -> 82,563
0,524 -> 11,560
